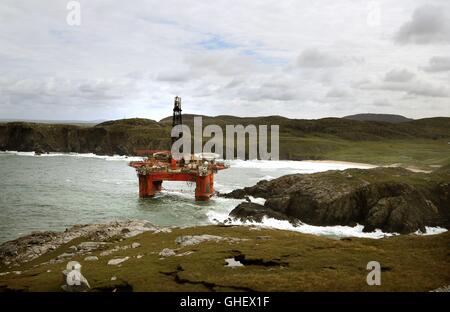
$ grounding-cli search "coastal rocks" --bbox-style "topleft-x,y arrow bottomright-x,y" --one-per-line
229,202 -> 293,223
84,256 -> 99,261
108,257 -> 129,266
226,167 -> 450,234
77,241 -> 111,252
159,248 -> 176,257
57,253 -> 74,259
131,242 -> 141,249
0,219 -> 162,267
99,241 -> 140,257
225,258 -> 244,268
175,235 -> 247,247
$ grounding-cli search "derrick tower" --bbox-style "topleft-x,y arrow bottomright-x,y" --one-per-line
172,96 -> 183,144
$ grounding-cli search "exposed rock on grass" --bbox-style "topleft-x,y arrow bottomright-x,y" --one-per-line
175,235 -> 247,247
159,248 -> 176,257
0,220 -> 163,266
108,257 -> 129,266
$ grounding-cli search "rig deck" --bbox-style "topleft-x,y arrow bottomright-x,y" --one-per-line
129,151 -> 228,201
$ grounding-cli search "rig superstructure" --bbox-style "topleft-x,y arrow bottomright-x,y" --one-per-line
129,97 -> 228,201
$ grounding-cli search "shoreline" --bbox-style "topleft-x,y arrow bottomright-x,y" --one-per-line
1,150 -> 436,173
1,218 -> 447,260
1,220 -> 449,292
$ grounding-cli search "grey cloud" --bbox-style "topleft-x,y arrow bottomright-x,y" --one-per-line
297,48 -> 342,68
186,52 -> 260,77
384,69 -> 415,82
220,77 -> 301,102
326,88 -> 349,98
372,99 -> 391,107
422,56 -> 450,72
395,5 -> 450,44
357,79 -> 450,98
155,70 -> 191,83
407,82 -> 449,98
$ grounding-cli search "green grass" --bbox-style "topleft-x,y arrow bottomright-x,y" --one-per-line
281,136 -> 450,170
1,226 -> 449,292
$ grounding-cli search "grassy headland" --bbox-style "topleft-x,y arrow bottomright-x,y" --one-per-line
1,116 -> 449,170
0,225 -> 449,292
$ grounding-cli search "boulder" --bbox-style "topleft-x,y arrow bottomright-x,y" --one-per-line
229,202 -> 291,223
107,257 -> 130,266
159,248 -> 176,257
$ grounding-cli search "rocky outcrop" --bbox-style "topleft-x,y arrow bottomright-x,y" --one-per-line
0,219 -> 166,266
229,202 -> 294,223
225,166 -> 450,234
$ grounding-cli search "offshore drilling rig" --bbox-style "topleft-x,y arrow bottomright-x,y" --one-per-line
129,97 -> 228,201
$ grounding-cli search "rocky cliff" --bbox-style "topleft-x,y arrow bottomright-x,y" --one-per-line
225,166 -> 450,234
0,119 -> 171,155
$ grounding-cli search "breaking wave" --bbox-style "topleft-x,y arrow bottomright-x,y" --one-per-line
206,210 -> 447,239
0,151 -> 144,162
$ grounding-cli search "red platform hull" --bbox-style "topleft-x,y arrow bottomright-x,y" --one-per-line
137,172 -> 215,201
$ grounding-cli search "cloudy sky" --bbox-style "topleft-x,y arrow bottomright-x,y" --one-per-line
1,0 -> 449,121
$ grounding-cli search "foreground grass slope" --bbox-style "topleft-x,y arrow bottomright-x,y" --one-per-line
1,225 -> 449,292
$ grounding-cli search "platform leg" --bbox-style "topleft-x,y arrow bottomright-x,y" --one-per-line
138,174 -> 148,198
146,176 -> 156,197
209,173 -> 214,194
153,180 -> 162,192
195,174 -> 213,201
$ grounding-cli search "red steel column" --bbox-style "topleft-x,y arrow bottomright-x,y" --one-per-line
210,173 -> 214,194
138,174 -> 148,198
146,175 -> 155,197
153,180 -> 163,192
195,173 -> 213,201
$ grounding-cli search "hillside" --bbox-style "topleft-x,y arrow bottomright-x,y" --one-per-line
343,113 -> 413,123
0,116 -> 449,169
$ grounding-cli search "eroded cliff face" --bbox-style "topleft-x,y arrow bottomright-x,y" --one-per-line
0,120 -> 171,155
226,167 -> 450,234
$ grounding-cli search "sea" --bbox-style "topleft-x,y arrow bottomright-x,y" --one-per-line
0,151 -> 446,243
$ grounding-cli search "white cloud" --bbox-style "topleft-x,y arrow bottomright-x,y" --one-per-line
0,0 -> 449,121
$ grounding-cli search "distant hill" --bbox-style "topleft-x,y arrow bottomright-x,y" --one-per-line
1,116 -> 449,167
0,119 -> 106,127
343,114 -> 413,123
